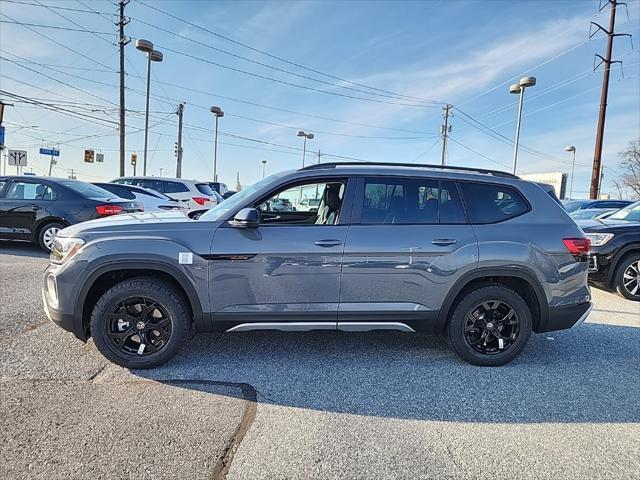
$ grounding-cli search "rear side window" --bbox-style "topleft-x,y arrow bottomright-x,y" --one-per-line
195,183 -> 215,196
460,182 -> 528,223
361,177 -> 466,224
139,179 -> 164,192
163,181 -> 189,194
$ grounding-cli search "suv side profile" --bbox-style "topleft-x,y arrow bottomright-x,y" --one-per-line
43,163 -> 592,368
112,177 -> 220,210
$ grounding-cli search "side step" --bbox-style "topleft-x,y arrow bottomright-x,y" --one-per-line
225,322 -> 415,333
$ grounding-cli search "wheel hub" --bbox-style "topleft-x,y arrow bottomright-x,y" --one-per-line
136,321 -> 146,330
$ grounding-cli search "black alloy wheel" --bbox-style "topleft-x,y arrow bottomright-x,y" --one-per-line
463,300 -> 521,355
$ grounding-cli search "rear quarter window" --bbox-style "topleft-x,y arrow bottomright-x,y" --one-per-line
460,182 -> 529,224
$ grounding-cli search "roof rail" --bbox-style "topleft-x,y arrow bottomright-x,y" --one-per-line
300,161 -> 518,179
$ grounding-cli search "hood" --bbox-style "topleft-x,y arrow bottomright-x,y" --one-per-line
59,210 -> 213,238
578,218 -> 640,232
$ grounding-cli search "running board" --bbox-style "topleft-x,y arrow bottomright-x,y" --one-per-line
225,322 -> 415,333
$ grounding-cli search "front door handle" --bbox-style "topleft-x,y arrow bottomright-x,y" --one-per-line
431,238 -> 457,246
314,239 -> 342,247
31,205 -> 41,211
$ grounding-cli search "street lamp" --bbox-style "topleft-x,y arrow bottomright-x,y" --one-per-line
297,130 -> 314,168
261,159 -> 267,179
565,145 -> 576,200
210,106 -> 224,182
136,39 -> 163,176
509,76 -> 536,175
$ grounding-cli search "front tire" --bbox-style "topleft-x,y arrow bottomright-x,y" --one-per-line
38,222 -> 65,252
90,278 -> 191,369
613,253 -> 640,301
447,285 -> 532,366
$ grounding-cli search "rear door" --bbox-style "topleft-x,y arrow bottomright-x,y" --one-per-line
338,176 -> 477,332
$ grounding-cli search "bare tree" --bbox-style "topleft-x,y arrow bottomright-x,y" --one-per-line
618,139 -> 640,199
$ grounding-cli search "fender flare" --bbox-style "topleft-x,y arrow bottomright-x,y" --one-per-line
606,243 -> 640,286
434,267 -> 549,333
72,259 -> 207,340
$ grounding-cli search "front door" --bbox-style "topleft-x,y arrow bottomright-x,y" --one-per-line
209,177 -> 353,331
339,176 -> 478,333
0,179 -> 57,241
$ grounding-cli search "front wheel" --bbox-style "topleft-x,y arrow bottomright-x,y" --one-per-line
90,278 -> 191,369
614,253 -> 640,301
448,285 -> 532,366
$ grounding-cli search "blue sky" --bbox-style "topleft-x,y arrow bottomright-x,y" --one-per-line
1,0 -> 638,197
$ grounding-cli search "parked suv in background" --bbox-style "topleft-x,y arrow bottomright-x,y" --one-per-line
43,163 -> 592,369
112,177 -> 219,210
0,176 -> 142,251
563,199 -> 632,213
580,201 -> 640,301
208,181 -> 229,196
93,183 -> 187,212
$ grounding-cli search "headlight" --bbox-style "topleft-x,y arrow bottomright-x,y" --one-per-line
50,237 -> 85,264
585,232 -> 614,246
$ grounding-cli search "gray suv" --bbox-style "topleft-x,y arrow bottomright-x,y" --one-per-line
43,163 -> 592,368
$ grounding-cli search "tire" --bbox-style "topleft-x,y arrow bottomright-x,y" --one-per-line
447,284 -> 532,366
90,278 -> 191,369
613,253 -> 640,301
37,222 -> 65,252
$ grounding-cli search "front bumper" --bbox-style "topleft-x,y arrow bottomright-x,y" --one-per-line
42,264 -> 88,341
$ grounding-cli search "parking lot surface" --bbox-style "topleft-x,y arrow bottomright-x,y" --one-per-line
0,242 -> 638,479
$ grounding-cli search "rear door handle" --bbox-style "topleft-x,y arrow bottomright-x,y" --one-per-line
31,206 -> 41,211
431,238 -> 457,246
314,239 -> 342,247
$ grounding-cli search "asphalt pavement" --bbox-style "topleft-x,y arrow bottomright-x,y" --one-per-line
0,242 -> 638,479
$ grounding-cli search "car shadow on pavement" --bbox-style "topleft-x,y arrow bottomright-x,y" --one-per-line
0,242 -> 48,258
135,322 -> 640,424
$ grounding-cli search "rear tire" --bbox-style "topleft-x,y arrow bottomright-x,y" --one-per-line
447,285 -> 532,366
37,222 -> 65,252
613,253 -> 640,301
90,278 -> 191,369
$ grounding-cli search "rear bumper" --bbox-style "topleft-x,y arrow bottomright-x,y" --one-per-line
540,301 -> 592,332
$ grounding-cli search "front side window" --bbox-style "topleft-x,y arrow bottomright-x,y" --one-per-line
361,177 -> 465,224
6,181 -> 58,200
256,180 -> 346,225
460,182 -> 528,224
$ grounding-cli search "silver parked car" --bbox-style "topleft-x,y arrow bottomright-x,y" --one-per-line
43,162 -> 592,369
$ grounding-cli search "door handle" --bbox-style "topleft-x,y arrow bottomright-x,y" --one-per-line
31,206 -> 41,211
431,238 -> 457,246
314,239 -> 342,247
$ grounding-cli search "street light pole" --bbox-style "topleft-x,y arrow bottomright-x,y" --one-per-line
297,131 -> 314,168
565,145 -> 576,199
210,106 -> 224,182
136,39 -> 163,176
509,76 -> 536,175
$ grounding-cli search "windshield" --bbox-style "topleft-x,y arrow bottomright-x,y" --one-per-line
608,201 -> 640,222
60,181 -> 116,200
563,200 -> 589,212
200,172 -> 289,221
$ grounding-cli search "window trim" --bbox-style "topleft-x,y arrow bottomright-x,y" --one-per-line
351,176 -> 469,226
221,176 -> 355,227
457,179 -> 531,225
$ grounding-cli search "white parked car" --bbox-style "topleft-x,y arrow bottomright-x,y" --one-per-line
111,177 -> 220,210
93,183 -> 188,212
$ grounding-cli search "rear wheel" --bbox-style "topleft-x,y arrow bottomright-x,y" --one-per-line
90,278 -> 191,369
448,285 -> 532,366
38,222 -> 65,252
613,253 -> 640,301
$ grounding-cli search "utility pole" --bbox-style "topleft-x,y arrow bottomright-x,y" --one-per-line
175,103 -> 184,178
0,100 -> 13,176
68,169 -> 76,180
117,0 -> 130,178
440,104 -> 452,166
589,0 -> 632,199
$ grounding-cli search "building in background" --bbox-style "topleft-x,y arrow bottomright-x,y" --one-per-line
521,172 -> 568,199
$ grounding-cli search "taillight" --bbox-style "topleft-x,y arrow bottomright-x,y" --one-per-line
192,197 -> 208,206
96,204 -> 124,216
563,237 -> 591,261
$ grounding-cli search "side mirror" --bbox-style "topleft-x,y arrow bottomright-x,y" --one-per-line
230,208 -> 260,228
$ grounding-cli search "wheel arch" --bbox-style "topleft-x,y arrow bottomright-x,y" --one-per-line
606,243 -> 640,287
435,268 -> 548,334
74,260 -> 207,341
34,217 -> 69,241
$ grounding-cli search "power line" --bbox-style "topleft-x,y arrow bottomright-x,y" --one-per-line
0,20 -> 112,35
1,0 -> 112,14
447,137 -> 510,169
135,0 -> 444,105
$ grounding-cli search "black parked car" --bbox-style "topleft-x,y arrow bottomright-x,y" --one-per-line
0,176 -> 143,251
580,201 -> 640,301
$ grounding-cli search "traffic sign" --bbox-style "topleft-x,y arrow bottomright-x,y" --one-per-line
39,147 -> 60,157
8,149 -> 27,166
96,153 -> 104,163
0,126 -> 5,146
84,149 -> 95,163
131,153 -> 137,166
